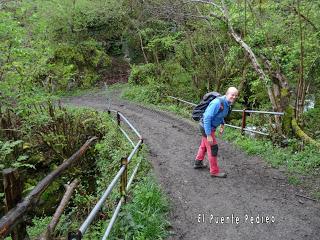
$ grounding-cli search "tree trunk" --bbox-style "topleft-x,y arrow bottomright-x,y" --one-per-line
138,30 -> 149,64
295,0 -> 306,120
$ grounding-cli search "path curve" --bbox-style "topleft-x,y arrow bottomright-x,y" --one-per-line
63,89 -> 320,240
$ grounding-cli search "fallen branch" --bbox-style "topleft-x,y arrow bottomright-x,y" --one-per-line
39,179 -> 80,240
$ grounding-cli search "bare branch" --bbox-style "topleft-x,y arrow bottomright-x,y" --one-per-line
39,179 -> 80,240
290,5 -> 318,31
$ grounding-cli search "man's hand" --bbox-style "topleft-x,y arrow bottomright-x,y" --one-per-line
219,124 -> 225,136
207,135 -> 213,145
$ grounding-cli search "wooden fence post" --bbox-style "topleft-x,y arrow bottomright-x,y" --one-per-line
117,112 -> 121,126
120,157 -> 128,202
3,168 -> 29,240
241,109 -> 247,135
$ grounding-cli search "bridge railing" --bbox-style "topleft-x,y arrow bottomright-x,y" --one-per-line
68,110 -> 143,240
0,108 -> 143,240
0,137 -> 98,239
167,95 -> 284,136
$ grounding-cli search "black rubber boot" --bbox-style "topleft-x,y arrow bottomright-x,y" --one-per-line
193,160 -> 207,169
210,172 -> 227,178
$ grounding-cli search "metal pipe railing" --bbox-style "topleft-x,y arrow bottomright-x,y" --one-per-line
128,139 -> 143,162
126,159 -> 142,192
232,109 -> 284,115
167,96 -> 197,106
224,124 -> 269,136
79,166 -> 126,234
102,196 -> 125,240
102,147 -> 143,240
109,109 -> 142,139
107,111 -> 135,147
167,96 -> 284,115
118,112 -> 142,139
167,95 -> 284,136
72,109 -> 143,240
119,127 -> 135,147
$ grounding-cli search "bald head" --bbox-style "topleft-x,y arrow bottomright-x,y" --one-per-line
225,87 -> 238,104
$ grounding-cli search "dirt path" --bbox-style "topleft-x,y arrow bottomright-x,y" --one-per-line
63,89 -> 320,240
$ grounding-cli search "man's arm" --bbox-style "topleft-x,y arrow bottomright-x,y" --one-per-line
203,99 -> 221,144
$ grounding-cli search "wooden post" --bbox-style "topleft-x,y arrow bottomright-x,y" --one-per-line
3,168 -> 29,240
117,112 -> 121,126
120,157 -> 128,202
68,231 -> 82,240
241,109 -> 247,135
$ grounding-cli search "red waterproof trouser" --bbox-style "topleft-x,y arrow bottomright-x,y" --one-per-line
195,129 -> 219,174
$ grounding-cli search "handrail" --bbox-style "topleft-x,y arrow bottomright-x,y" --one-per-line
70,109 -> 144,240
0,137 -> 98,239
119,127 -> 135,147
167,96 -> 197,107
167,96 -> 284,115
167,95 -> 284,136
231,109 -> 284,115
0,105 -> 144,239
78,165 -> 126,234
224,124 -> 269,136
106,111 -> 135,147
128,139 -> 143,162
102,196 -> 125,240
118,112 -> 142,139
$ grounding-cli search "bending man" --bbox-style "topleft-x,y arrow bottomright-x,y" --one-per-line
194,87 -> 239,178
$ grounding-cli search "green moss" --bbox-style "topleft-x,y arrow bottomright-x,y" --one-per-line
282,106 -> 293,135
280,88 -> 289,97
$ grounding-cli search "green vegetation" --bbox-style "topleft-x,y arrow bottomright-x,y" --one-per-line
102,174 -> 170,240
122,0 -> 320,145
221,128 -> 320,174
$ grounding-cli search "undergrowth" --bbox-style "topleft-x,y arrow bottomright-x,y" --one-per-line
1,99 -> 170,239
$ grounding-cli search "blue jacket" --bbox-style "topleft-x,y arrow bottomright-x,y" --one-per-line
202,96 -> 230,136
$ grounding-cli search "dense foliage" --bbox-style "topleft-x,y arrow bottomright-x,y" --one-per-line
123,0 -> 320,141
0,0 -> 128,95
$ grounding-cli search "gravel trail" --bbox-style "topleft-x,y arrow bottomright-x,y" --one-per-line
63,89 -> 320,240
